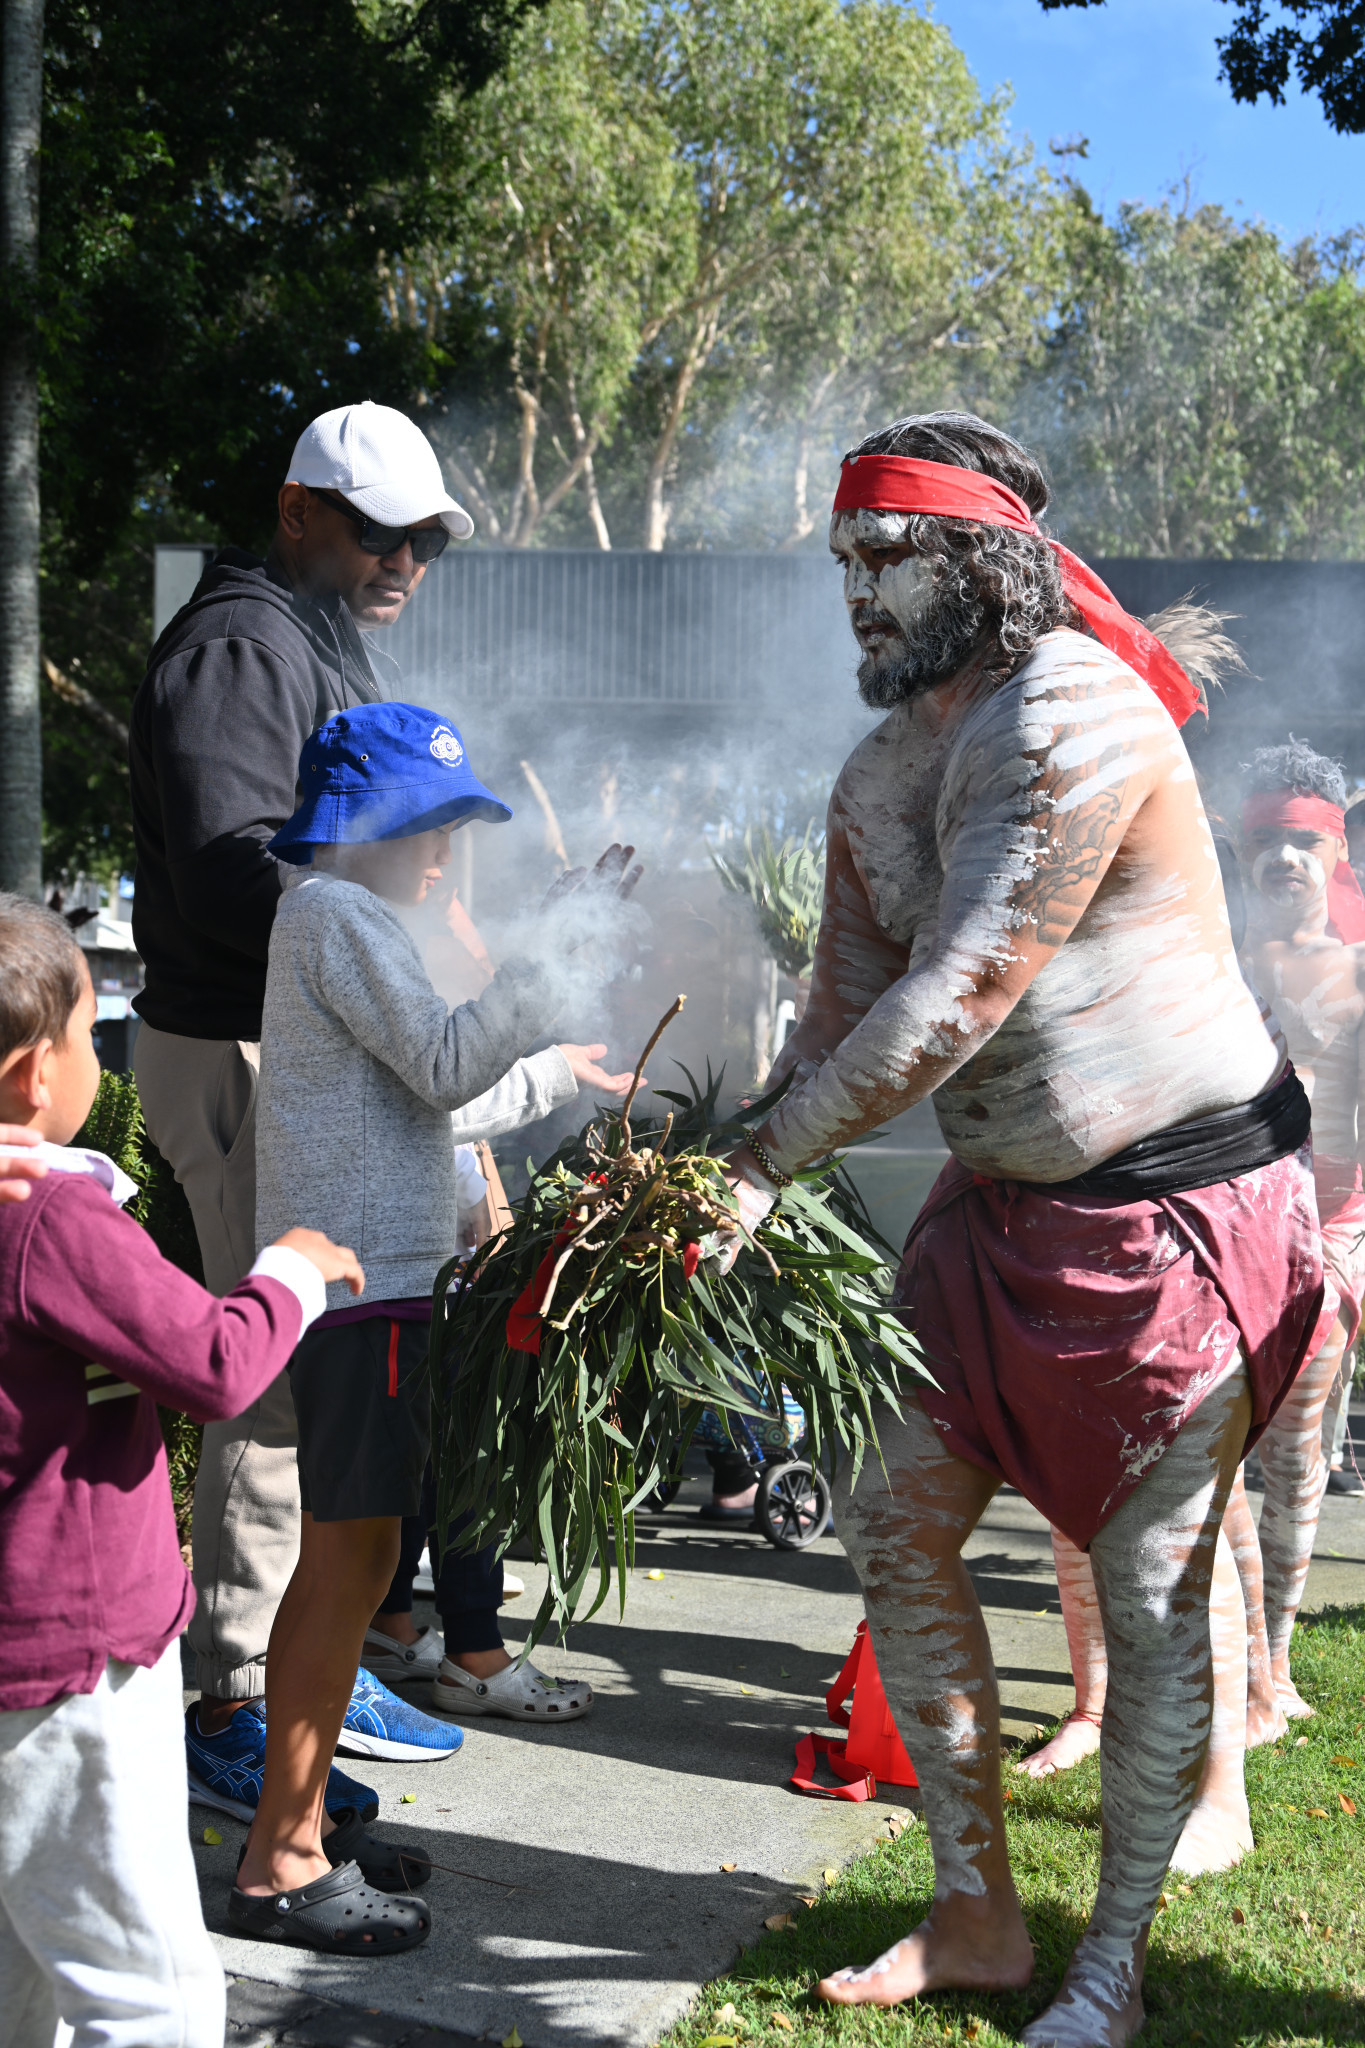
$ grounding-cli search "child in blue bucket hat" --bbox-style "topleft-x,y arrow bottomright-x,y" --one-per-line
231,701 -> 641,1953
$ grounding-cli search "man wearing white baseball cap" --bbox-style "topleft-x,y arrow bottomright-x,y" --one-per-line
128,402 -> 474,1812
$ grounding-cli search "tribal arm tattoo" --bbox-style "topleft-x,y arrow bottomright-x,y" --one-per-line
759,666 -> 1167,1171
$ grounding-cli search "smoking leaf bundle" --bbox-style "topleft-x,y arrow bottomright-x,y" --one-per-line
427,999 -> 925,1651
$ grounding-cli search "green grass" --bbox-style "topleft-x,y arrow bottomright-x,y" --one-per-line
661,1607 -> 1365,2048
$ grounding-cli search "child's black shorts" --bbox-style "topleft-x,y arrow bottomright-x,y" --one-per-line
289,1315 -> 430,1522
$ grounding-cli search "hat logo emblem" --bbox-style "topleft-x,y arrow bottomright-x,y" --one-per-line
430,726 -> 463,766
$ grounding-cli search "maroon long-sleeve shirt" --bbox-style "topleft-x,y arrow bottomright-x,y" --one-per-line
0,1170 -> 303,1709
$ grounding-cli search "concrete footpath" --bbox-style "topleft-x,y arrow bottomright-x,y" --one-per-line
201,1434 -> 1365,2048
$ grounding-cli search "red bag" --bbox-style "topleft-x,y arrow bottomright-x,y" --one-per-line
790,1620 -> 918,1801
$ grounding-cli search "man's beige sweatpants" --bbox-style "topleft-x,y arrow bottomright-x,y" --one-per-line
134,1023 -> 299,1701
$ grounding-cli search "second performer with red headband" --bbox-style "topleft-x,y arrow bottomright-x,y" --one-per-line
718,412 -> 1329,2046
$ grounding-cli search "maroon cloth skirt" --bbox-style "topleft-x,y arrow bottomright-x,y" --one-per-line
896,1144 -> 1330,1549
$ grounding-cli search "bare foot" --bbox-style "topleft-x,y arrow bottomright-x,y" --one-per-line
1169,1792 -> 1254,1876
1244,1687 -> 1288,1750
816,1898 -> 1033,2006
1015,1712 -> 1101,1780
1276,1677 -> 1315,1721
1021,1935 -> 1145,2047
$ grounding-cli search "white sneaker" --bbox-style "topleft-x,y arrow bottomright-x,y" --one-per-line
431,1656 -> 593,1721
361,1623 -> 445,1687
502,1569 -> 524,1599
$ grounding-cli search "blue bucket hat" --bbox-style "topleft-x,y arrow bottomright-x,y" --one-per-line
269,702 -> 512,865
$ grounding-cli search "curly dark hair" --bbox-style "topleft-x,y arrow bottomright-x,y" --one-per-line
842,412 -> 1076,675
1243,738 -> 1348,810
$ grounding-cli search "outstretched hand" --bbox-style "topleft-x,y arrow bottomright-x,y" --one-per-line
539,842 -> 644,916
557,1043 -> 638,1097
273,1227 -> 366,1298
0,1126 -> 46,1205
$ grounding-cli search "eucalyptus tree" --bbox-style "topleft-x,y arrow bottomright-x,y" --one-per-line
1025,198 -> 1365,558
425,0 -> 1066,551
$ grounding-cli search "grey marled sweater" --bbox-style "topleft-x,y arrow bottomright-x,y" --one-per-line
257,873 -> 576,1309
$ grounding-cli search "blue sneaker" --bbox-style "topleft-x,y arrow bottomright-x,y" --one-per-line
334,1666 -> 464,1762
184,1701 -> 379,1824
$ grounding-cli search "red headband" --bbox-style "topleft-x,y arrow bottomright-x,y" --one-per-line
833,454 -> 1203,727
1239,790 -> 1365,943
1241,792 -> 1346,839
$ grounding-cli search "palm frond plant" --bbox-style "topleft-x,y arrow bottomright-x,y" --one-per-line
428,998 -> 925,1653
710,822 -> 826,979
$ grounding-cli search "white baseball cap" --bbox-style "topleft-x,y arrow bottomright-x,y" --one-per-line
286,400 -> 474,540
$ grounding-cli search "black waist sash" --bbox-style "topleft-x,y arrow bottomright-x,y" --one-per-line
1025,1065 -> 1311,1203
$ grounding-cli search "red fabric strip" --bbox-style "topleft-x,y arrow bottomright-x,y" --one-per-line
1241,792 -> 1346,837
832,452 -> 1202,728
387,1320 -> 399,1398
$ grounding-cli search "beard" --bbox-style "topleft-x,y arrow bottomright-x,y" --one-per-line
855,585 -> 986,709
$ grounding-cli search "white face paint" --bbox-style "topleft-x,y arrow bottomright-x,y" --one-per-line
830,509 -> 935,655
1251,842 -> 1326,907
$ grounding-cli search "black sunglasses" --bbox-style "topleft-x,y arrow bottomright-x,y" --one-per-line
314,489 -> 450,564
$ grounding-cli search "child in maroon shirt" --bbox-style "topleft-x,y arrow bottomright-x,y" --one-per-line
0,894 -> 364,2048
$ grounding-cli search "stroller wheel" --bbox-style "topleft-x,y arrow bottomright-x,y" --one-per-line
757,1459 -> 831,1550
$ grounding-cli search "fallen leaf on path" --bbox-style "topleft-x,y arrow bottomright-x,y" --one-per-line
823,1867 -> 837,1885
764,1913 -> 796,1932
1331,1755 -> 1357,1767
1231,1907 -> 1246,1925
720,1863 -> 738,1872
201,1827 -> 222,1846
400,1793 -> 416,1804
646,1569 -> 665,1581
1177,1885 -> 1192,1896
770,2016 -> 794,2032
1156,1893 -> 1170,1913
1295,1735 -> 1310,1747
716,2003 -> 738,2026
502,2031 -> 522,2048
740,1687 -> 753,1696
1339,1793 -> 1357,1816
886,1817 -> 905,1839
779,1667 -> 790,1679
797,1895 -> 817,1907
1307,1807 -> 1329,1818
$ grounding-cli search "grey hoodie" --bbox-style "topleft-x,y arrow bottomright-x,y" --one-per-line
256,873 -> 577,1310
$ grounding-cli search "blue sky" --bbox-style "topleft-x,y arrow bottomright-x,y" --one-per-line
934,0 -> 1364,243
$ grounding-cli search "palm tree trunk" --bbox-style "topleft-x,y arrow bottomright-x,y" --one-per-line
0,0 -> 44,898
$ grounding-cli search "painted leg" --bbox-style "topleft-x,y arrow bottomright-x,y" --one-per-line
1021,1366 -> 1249,2048
818,1397 -> 1034,2006
1258,1320 -> 1346,1718
1221,1467 -> 1284,1748
1015,1531 -> 1106,1780
1169,1527 -> 1253,1874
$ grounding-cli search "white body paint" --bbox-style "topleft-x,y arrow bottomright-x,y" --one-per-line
765,633 -> 1279,1177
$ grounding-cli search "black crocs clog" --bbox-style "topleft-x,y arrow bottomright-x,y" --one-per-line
323,1805 -> 433,1892
228,1858 -> 430,1953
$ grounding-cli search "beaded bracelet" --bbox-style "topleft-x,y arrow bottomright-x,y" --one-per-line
744,1133 -> 793,1189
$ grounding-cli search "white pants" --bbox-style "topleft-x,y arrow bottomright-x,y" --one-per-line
0,1642 -> 223,2048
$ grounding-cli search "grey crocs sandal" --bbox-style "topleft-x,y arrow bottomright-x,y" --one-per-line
324,1805 -> 432,1892
228,1858 -> 430,1953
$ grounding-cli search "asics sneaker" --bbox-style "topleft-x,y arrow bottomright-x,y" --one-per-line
185,1700 -> 379,1824
334,1666 -> 464,1762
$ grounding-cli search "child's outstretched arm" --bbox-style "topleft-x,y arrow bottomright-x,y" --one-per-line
18,1176 -> 362,1423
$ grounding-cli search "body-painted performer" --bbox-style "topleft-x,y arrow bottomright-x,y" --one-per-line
1023,738 -> 1365,1792
1231,744 -> 1365,1711
723,413 -> 1328,2046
